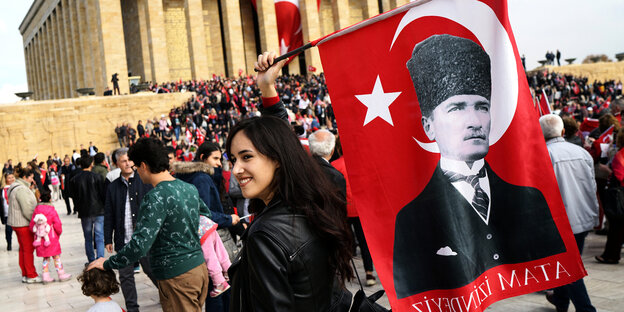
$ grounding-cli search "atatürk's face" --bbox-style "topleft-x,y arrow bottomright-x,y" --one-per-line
422,94 -> 491,162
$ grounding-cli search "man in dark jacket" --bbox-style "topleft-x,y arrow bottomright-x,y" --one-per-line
104,148 -> 157,312
308,129 -> 346,199
70,155 -> 106,263
59,156 -> 77,215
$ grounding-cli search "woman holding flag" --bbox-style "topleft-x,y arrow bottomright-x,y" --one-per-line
225,51 -> 354,311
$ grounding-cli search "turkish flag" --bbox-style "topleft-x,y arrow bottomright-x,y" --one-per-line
591,125 -> 614,160
315,0 -> 585,311
196,128 -> 205,146
539,89 -> 552,116
275,0 -> 304,59
580,117 -> 599,134
307,65 -> 317,72
185,128 -> 193,144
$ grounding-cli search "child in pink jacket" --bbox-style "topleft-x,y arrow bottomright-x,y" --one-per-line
29,190 -> 71,284
198,215 -> 231,297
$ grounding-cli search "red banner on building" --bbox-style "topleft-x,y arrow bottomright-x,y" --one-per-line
315,0 -> 586,311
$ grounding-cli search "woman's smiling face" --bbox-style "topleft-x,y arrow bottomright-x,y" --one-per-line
230,131 -> 279,205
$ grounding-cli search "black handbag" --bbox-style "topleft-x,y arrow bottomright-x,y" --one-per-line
348,259 -> 391,312
329,260 -> 390,312
604,186 -> 624,220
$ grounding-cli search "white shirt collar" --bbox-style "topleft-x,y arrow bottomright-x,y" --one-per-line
439,157 -> 485,175
439,157 -> 491,225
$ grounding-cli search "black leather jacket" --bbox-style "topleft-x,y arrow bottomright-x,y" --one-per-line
70,170 -> 106,218
229,198 -> 335,311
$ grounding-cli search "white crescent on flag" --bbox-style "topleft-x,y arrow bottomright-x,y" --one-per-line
390,0 -> 518,153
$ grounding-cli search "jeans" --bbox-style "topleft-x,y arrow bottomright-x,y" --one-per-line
551,231 -> 596,312
174,127 -> 180,141
81,216 -> 105,262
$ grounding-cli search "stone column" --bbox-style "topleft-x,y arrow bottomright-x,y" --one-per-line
332,0 -> 350,30
136,0 -> 153,82
23,45 -> 33,95
240,0 -> 258,75
362,0 -> 380,19
61,0 -> 77,98
255,0 -> 279,53
184,0 -> 210,80
33,35 -> 43,100
390,0 -> 410,9
86,0 -> 106,95
52,9 -> 65,99
97,0 -> 130,95
76,0 -> 93,91
53,7 -> 69,99
48,15 -> 60,99
300,0 -> 323,73
202,0 -> 224,76
144,0 -> 170,83
379,0 -> 391,12
42,21 -> 53,100
220,0 -> 247,77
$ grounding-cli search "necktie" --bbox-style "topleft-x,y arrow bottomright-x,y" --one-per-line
443,167 -> 489,220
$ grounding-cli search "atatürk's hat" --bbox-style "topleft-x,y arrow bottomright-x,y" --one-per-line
406,34 -> 491,117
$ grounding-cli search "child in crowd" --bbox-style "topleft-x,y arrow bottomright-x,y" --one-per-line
198,214 -> 231,297
78,268 -> 124,312
29,190 -> 71,283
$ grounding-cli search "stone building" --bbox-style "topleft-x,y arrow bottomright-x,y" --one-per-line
19,0 -> 410,101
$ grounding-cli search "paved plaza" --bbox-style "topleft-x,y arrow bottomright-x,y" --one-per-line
1,200 -> 623,311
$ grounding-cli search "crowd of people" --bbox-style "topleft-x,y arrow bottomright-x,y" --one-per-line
0,53 -> 380,312
3,50 -> 624,311
115,72 -> 337,166
528,69 -> 623,120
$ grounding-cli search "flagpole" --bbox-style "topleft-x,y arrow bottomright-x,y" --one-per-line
254,0 -> 431,73
253,43 -> 313,72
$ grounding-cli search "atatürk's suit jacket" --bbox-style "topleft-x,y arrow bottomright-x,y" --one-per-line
393,162 -> 565,299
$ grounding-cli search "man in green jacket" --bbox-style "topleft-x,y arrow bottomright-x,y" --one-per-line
91,152 -> 109,179
88,138 -> 210,312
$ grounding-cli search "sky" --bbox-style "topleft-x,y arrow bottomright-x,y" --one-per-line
0,0 -> 622,104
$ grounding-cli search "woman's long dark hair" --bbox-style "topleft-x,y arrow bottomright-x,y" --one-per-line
226,116 -> 354,285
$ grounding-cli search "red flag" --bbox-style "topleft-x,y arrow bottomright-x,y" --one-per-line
185,128 -> 193,144
275,0 -> 304,59
315,1 -> 584,310
539,89 -> 551,115
579,117 -> 599,133
591,125 -> 614,159
307,65 -> 317,72
196,128 -> 205,146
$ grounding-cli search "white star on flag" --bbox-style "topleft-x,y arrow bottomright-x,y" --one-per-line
280,39 -> 290,55
355,76 -> 401,126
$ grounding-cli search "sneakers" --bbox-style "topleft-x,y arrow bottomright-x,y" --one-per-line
134,266 -> 141,274
210,282 -> 230,298
365,273 -> 377,286
21,276 -> 27,283
25,276 -> 43,284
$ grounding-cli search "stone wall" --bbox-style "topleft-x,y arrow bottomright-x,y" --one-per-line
0,92 -> 194,163
531,61 -> 624,84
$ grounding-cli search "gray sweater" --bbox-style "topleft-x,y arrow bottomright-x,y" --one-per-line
7,179 -> 37,227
